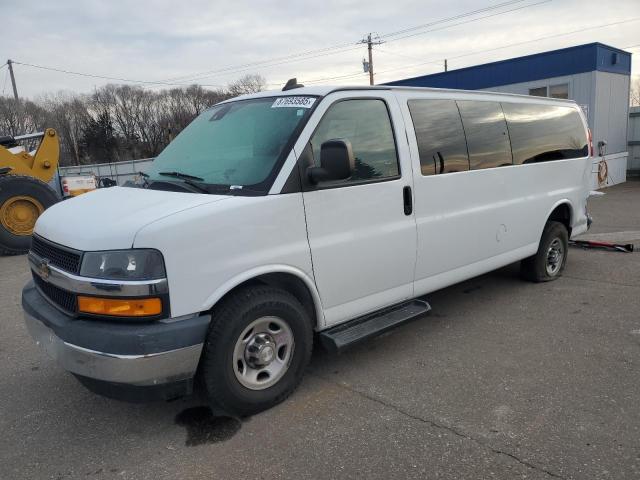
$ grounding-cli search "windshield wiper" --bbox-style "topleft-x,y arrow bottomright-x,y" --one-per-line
158,171 -> 205,181
157,171 -> 210,193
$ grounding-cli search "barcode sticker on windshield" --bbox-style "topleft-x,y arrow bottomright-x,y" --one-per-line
272,97 -> 316,108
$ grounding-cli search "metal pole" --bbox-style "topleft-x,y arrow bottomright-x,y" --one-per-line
444,59 -> 448,72
7,60 -> 18,100
367,34 -> 374,86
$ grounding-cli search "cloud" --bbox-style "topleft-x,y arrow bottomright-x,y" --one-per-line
2,0 -> 638,98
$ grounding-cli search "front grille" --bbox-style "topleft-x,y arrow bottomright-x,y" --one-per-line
33,273 -> 77,313
31,235 -> 82,274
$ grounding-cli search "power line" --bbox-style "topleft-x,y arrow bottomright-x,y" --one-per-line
304,17 -> 640,85
10,44 -> 362,90
380,17 -> 640,78
160,0 -> 542,84
304,0 -> 549,86
380,0 -> 529,39
8,3 -> 631,92
10,61 -> 227,88
258,0 -> 548,87
162,43 -> 360,84
172,45 -> 363,84
6,1 -> 548,91
384,0 -> 552,44
375,47 -> 441,64
303,70 -> 368,84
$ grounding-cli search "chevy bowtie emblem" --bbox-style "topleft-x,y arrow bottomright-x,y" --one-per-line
38,259 -> 51,280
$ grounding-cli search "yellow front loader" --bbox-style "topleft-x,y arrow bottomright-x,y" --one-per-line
0,128 -> 61,254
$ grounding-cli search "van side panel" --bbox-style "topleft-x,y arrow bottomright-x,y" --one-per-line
410,158 -> 589,292
394,90 -> 590,297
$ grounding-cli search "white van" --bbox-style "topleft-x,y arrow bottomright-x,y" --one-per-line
22,83 -> 592,415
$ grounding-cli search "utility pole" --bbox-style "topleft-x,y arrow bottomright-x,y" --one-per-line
444,59 -> 448,72
366,34 -> 374,86
360,33 -> 383,86
7,59 -> 18,100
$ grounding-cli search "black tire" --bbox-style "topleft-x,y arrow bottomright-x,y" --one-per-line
521,221 -> 569,282
201,286 -> 313,416
0,175 -> 60,255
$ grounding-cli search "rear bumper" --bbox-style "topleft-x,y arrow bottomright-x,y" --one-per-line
22,281 -> 210,400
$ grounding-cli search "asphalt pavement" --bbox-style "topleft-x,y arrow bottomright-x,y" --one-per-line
1,180 -> 639,480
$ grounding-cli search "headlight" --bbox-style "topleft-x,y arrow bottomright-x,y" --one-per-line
80,249 -> 166,280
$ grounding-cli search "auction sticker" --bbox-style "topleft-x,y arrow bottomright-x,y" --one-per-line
272,97 -> 316,108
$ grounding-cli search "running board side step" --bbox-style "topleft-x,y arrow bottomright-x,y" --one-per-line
319,299 -> 431,353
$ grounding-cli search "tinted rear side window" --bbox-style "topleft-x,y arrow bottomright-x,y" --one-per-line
408,99 -> 469,175
502,103 -> 588,164
456,101 -> 513,170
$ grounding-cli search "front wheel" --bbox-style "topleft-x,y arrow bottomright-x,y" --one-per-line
200,286 -> 313,416
521,221 -> 568,282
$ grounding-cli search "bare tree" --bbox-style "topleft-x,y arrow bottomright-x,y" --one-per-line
0,73 -> 262,165
631,75 -> 640,107
0,97 -> 48,137
160,85 -> 227,140
38,92 -> 90,165
227,74 -> 266,97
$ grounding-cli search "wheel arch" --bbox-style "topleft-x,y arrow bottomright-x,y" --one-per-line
201,265 -> 325,330
545,200 -> 573,237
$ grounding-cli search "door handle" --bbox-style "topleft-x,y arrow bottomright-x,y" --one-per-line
403,186 -> 413,215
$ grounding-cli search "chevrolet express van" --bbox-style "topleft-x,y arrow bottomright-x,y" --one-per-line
22,84 -> 592,415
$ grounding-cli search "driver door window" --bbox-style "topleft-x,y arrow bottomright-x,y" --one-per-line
309,99 -> 400,183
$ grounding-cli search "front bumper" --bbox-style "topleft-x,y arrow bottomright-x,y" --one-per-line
22,281 -> 211,400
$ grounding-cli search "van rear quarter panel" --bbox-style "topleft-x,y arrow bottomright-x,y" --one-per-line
409,157 -> 589,292
132,193 -> 317,320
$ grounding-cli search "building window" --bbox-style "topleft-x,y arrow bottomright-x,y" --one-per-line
529,86 -> 547,97
549,84 -> 569,99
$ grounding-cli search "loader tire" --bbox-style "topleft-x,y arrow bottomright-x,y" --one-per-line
0,175 -> 60,255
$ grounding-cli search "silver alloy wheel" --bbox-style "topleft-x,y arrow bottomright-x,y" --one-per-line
546,238 -> 564,276
232,316 -> 294,390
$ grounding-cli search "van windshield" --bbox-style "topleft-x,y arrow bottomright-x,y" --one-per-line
146,96 -> 316,194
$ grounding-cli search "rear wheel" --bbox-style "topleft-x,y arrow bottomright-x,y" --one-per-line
0,175 -> 60,255
200,286 -> 313,416
521,221 -> 568,282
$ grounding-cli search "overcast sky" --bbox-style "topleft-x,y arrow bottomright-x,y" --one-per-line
2,0 -> 638,99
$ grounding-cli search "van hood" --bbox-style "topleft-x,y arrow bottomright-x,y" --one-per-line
34,187 -> 231,251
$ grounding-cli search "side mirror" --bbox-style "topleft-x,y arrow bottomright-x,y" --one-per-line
307,139 -> 355,184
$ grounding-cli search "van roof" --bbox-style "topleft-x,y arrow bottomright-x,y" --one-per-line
227,85 -> 579,106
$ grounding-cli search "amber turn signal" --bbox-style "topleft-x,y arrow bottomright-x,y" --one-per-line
78,296 -> 162,317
